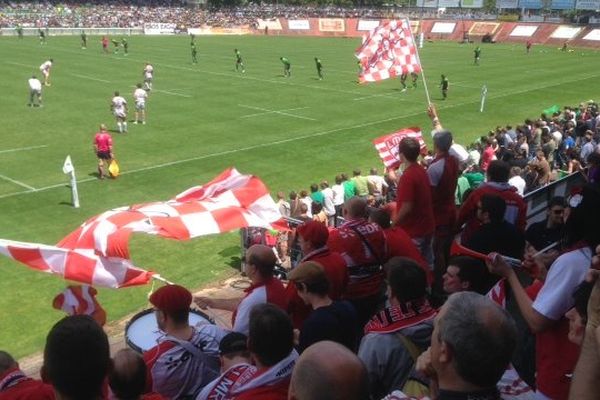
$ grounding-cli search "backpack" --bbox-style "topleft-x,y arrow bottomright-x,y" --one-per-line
395,332 -> 430,397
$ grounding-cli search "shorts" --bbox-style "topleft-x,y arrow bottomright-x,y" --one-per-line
97,151 -> 111,160
114,110 -> 126,119
135,102 -> 145,111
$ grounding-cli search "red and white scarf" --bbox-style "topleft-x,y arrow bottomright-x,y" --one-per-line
198,350 -> 298,400
0,369 -> 30,392
364,298 -> 436,334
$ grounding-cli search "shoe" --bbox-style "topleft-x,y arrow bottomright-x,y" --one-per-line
134,121 -> 138,124
142,121 -> 146,125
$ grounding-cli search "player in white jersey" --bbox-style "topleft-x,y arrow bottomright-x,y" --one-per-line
110,91 -> 128,133
132,83 -> 148,125
27,75 -> 43,107
143,63 -> 154,92
39,59 -> 53,86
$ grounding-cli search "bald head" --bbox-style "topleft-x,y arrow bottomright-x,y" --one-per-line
246,244 -> 277,278
343,197 -> 368,220
289,341 -> 369,400
108,348 -> 146,400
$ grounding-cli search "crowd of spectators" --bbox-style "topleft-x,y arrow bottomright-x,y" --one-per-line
0,1 -> 501,29
2,101 -> 600,399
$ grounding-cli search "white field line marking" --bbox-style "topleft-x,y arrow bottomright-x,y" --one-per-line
238,104 -> 316,121
153,89 -> 192,98
0,145 -> 48,154
0,173 -> 36,191
70,73 -> 110,83
6,61 -> 34,68
240,106 -> 310,118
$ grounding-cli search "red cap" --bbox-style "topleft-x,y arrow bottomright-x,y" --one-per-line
149,284 -> 192,313
297,221 -> 329,248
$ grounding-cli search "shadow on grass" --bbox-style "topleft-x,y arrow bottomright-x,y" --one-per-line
219,246 -> 242,271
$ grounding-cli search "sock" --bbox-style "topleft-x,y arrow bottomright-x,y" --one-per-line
123,122 -> 128,132
117,122 -> 122,132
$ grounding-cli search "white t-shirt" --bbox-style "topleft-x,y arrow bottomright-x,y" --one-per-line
112,96 -> 127,116
39,61 -> 52,73
28,78 -> 42,91
367,175 -> 388,196
133,88 -> 147,105
533,247 -> 592,320
508,175 -> 526,196
332,184 -> 345,206
144,65 -> 154,79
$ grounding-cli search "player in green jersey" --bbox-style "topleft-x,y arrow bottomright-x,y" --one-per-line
112,39 -> 119,54
81,31 -> 87,49
400,73 -> 408,91
281,57 -> 291,77
16,25 -> 23,39
191,44 -> 198,64
121,38 -> 128,55
440,74 -> 449,100
314,57 -> 323,80
411,72 -> 418,89
234,49 -> 245,73
474,46 -> 481,65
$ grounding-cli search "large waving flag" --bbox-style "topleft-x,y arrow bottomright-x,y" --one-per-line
372,127 -> 427,170
356,19 -> 421,84
0,168 -> 284,288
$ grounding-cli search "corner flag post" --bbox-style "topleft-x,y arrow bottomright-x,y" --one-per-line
62,155 -> 80,208
480,84 -> 488,113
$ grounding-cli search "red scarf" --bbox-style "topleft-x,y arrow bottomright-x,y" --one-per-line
364,298 -> 436,334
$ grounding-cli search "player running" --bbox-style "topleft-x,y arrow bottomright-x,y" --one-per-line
39,59 -> 53,86
102,36 -> 109,54
111,38 -> 120,54
191,43 -> 198,64
411,72 -> 418,89
400,73 -> 408,91
314,57 -> 323,80
111,91 -> 128,133
133,83 -> 148,125
474,46 -> 481,65
81,31 -> 87,49
440,74 -> 449,100
121,38 -> 128,55
280,57 -> 291,77
234,49 -> 245,73
143,63 -> 154,92
526,40 -> 532,54
93,124 -> 113,180
38,29 -> 46,45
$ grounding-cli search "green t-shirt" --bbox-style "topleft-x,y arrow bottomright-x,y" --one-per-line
310,191 -> 324,205
281,57 -> 290,66
464,172 -> 484,189
343,181 -> 357,201
455,175 -> 471,205
352,176 -> 369,196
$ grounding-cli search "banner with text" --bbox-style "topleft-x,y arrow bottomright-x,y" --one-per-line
576,0 -> 600,8
357,20 -> 381,31
319,18 -> 345,32
496,0 -> 519,7
257,19 -> 283,30
144,23 -> 176,35
288,19 -> 310,30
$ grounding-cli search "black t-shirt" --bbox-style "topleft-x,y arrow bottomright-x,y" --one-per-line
525,221 -> 564,251
298,300 -> 358,353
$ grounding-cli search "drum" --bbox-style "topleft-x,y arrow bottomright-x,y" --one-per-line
125,308 -> 213,353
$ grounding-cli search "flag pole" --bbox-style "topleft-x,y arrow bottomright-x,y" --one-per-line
407,18 -> 432,105
152,274 -> 173,285
63,155 -> 80,208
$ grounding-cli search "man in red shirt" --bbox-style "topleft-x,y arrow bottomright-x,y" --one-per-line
0,351 -> 54,400
481,137 -> 496,171
195,244 -> 288,335
457,160 -> 526,243
328,197 -> 387,327
285,221 -> 348,328
393,137 -> 435,268
93,124 -> 113,180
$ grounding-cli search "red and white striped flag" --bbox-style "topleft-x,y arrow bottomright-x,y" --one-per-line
372,127 -> 427,170
53,285 -> 107,326
356,19 -> 421,84
0,168 -> 285,288
487,279 -> 507,309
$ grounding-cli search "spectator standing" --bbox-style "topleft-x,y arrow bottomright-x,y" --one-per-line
320,181 -> 336,226
109,349 -> 165,400
525,196 -> 566,251
367,168 -> 388,202
352,170 -> 369,197
276,191 -> 290,218
331,175 -> 345,222
342,173 -> 357,201
393,137 -> 435,267
508,166 -> 526,196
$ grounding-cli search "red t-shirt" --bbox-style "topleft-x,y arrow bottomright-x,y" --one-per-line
428,154 -> 459,228
233,377 -> 290,400
395,163 -> 435,238
94,132 -> 112,152
457,182 -> 527,243
526,280 -> 579,400
0,369 -> 54,400
481,146 -> 495,171
383,227 -> 432,285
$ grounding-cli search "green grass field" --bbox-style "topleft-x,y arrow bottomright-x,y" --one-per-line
1,34 -> 599,359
